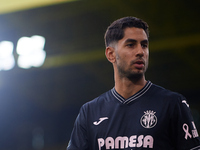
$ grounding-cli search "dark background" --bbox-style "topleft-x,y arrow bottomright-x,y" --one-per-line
0,0 -> 199,149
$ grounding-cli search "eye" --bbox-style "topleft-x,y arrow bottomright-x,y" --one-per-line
141,43 -> 148,49
127,44 -> 133,47
126,43 -> 134,48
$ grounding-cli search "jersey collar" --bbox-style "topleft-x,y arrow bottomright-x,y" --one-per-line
111,81 -> 152,104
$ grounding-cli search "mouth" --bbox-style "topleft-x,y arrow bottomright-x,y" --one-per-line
133,60 -> 145,69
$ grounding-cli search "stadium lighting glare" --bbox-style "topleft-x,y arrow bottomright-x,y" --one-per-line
0,41 -> 15,71
16,35 -> 46,69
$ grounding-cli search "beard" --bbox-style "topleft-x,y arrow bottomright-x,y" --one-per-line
116,57 -> 148,81
117,63 -> 144,80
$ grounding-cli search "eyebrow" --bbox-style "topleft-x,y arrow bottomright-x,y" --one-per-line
124,39 -> 149,44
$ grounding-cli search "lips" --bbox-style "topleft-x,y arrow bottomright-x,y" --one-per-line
133,60 -> 145,69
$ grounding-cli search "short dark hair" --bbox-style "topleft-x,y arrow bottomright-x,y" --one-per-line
104,16 -> 149,47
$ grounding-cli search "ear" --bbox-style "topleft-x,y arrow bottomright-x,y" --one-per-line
105,46 -> 116,63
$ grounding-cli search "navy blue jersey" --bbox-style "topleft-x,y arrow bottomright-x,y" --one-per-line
67,81 -> 200,150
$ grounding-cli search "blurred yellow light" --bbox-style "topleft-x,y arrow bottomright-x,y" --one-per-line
0,0 -> 77,14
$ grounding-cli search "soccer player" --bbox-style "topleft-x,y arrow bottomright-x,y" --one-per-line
67,16 -> 200,150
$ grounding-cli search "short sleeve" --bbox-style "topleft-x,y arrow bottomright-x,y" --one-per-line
170,96 -> 200,150
67,106 -> 89,150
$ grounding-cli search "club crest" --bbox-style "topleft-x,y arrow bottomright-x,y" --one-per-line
140,110 -> 157,129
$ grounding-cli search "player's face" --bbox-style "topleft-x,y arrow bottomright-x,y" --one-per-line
115,27 -> 149,79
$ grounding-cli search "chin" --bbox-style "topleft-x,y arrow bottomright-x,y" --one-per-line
127,72 -> 144,80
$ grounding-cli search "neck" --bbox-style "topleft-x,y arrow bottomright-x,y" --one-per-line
114,75 -> 147,99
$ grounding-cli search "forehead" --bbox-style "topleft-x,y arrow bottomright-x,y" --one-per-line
122,27 -> 148,41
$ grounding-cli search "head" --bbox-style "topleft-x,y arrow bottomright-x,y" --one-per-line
104,16 -> 149,81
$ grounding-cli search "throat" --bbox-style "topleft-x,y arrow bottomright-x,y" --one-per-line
115,79 -> 147,99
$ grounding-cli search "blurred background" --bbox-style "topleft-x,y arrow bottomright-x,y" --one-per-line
0,0 -> 199,149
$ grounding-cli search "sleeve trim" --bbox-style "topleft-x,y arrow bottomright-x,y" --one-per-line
190,145 -> 200,150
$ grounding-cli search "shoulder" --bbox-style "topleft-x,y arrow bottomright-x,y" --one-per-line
149,83 -> 191,118
149,83 -> 186,106
151,83 -> 185,99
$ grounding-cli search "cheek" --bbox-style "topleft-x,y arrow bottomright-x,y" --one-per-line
123,54 -> 129,59
146,49 -> 149,55
116,51 -> 128,60
144,50 -> 149,58
145,51 -> 149,66
116,53 -> 128,66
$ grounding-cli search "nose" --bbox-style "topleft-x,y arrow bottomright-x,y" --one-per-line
136,45 -> 144,57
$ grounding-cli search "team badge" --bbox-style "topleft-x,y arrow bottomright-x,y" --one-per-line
140,110 -> 157,129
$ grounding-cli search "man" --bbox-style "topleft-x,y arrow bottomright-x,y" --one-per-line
67,16 -> 200,150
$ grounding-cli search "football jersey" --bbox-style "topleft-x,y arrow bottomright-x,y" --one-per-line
67,81 -> 200,150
